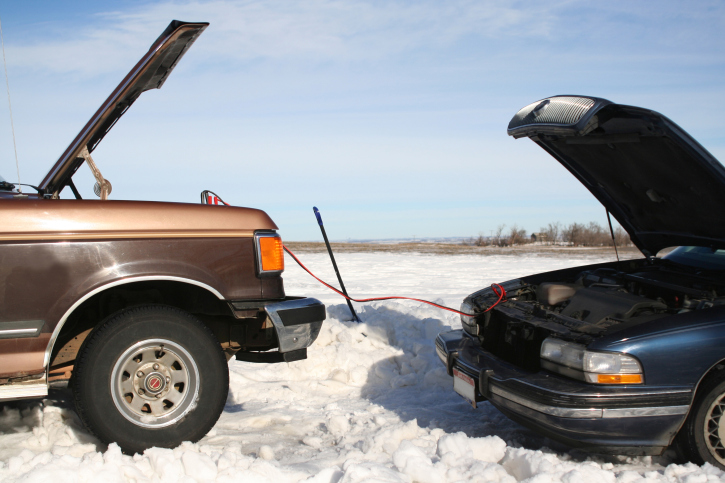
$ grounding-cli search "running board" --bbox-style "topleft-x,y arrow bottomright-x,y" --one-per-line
0,378 -> 48,401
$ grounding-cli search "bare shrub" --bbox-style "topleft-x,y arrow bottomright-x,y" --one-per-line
508,225 -> 529,246
494,224 -> 507,247
470,221 -> 633,248
614,226 -> 631,247
548,222 -> 561,244
562,222 -> 632,246
562,222 -> 584,245
474,234 -> 488,246
538,222 -> 561,244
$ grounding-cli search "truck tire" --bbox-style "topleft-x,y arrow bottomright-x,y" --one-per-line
677,369 -> 725,469
73,305 -> 228,454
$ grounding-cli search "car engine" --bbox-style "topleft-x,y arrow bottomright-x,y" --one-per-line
465,260 -> 725,371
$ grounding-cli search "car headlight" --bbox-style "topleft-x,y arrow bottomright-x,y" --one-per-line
460,301 -> 477,335
540,337 -> 643,384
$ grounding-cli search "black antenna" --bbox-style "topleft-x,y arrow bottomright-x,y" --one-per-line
314,207 -> 361,322
0,15 -> 20,193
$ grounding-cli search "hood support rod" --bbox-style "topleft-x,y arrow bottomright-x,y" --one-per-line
79,146 -> 112,200
606,210 -> 620,262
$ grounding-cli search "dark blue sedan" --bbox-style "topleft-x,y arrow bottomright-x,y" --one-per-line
436,96 -> 725,468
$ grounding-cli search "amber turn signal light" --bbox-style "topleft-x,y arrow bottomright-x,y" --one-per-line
259,236 -> 284,272
597,374 -> 642,384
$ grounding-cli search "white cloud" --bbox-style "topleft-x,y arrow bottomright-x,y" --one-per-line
6,0 -> 560,76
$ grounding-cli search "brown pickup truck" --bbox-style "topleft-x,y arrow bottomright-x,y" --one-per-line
0,20 -> 325,454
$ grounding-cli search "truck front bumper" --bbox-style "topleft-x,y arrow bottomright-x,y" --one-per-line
232,296 -> 325,363
264,297 -> 326,353
436,329 -> 693,456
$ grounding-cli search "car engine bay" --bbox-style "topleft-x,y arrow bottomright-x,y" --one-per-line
464,259 -> 725,371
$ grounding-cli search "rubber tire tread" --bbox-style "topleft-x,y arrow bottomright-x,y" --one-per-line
676,369 -> 725,469
72,304 -> 228,454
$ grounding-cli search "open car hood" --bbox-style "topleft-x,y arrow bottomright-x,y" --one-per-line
39,20 -> 208,196
508,95 -> 725,256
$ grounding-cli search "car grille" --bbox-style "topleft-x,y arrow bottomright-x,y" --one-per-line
479,309 -> 549,372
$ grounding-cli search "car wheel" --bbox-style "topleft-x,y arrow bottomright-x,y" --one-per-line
73,305 -> 228,454
677,369 -> 725,469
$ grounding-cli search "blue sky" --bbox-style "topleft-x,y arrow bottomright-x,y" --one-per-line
0,1 -> 722,241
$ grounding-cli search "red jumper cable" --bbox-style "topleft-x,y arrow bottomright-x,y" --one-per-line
283,245 -> 507,317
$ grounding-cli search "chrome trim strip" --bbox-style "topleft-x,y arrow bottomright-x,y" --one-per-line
436,344 -> 447,366
0,328 -> 37,336
602,405 -> 689,418
492,385 -> 690,419
0,379 -> 48,401
0,320 -> 44,339
0,230 -> 254,242
491,385 -> 602,418
43,276 -> 225,369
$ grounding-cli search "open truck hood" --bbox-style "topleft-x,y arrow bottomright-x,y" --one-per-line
39,20 -> 208,196
508,95 -> 725,256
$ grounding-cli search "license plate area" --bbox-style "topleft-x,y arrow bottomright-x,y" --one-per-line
453,368 -> 478,408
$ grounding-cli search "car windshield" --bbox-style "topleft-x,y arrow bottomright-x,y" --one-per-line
663,246 -> 725,271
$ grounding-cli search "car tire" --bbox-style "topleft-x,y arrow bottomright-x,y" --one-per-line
677,368 -> 725,469
72,304 -> 228,454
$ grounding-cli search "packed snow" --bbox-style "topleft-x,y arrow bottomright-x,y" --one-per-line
0,249 -> 723,482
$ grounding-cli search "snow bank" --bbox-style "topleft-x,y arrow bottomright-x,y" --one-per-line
0,251 -> 722,482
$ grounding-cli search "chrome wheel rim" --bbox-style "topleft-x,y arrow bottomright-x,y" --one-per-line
110,339 -> 199,428
705,392 -> 725,466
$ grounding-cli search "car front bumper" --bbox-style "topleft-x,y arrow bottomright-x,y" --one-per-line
436,329 -> 693,455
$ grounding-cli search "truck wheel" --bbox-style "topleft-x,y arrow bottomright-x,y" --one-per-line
677,370 -> 725,469
73,305 -> 228,454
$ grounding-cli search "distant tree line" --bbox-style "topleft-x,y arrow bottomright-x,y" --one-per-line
465,221 -> 632,247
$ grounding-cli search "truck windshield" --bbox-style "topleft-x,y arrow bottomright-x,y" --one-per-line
663,246 -> 725,271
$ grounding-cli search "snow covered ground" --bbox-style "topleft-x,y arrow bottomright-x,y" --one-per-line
0,250 -> 723,482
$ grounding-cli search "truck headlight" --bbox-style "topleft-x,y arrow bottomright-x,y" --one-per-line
540,337 -> 643,384
460,301 -> 477,335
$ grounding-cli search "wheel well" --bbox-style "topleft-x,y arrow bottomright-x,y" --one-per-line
695,361 -> 725,400
669,358 -> 725,447
49,280 -> 234,372
670,359 -> 725,465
